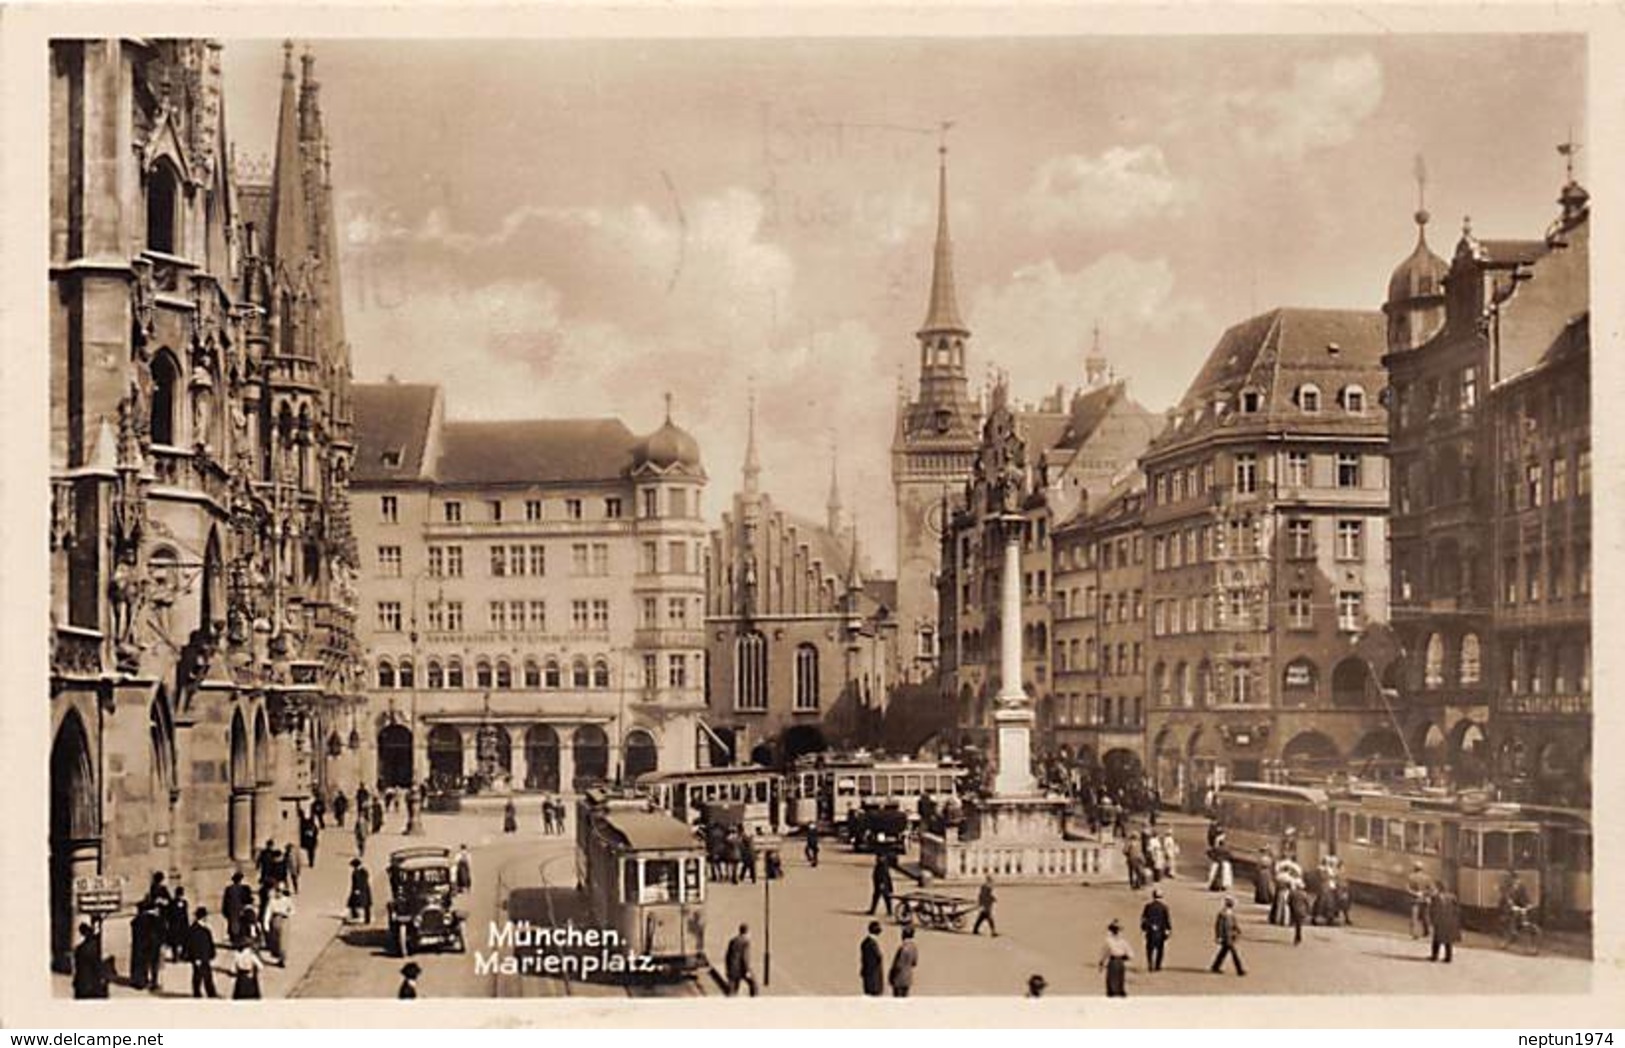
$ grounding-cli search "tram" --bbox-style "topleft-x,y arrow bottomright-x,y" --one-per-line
1212,782 -> 1335,873
575,790 -> 708,976
1509,804 -> 1593,928
635,766 -> 784,835
786,754 -> 964,833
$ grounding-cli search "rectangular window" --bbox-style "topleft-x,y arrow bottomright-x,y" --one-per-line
525,499 -> 543,522
378,545 -> 402,577
427,546 -> 444,577
489,601 -> 507,631
669,489 -> 687,518
377,602 -> 402,632
1578,449 -> 1591,496
1505,556 -> 1519,605
642,541 -> 658,574
1578,544 -> 1590,595
491,546 -> 507,577
426,601 -> 445,632
572,543 -> 589,575
527,601 -> 546,631
488,499 -> 503,523
643,653 -> 658,690
566,498 -> 583,520
510,600 -> 526,627
1153,536 -> 1166,570
1132,535 -> 1144,563
1337,590 -> 1363,632
508,544 -> 527,576
1288,518 -> 1313,559
528,545 -> 546,576
1286,451 -> 1310,489
605,497 -> 623,519
591,599 -> 610,631
592,543 -> 610,576
1526,463 -> 1544,508
444,545 -> 463,578
668,541 -> 688,575
1526,553 -> 1542,602
1133,589 -> 1144,621
1461,367 -> 1478,410
641,597 -> 658,627
668,596 -> 687,626
1336,519 -> 1364,561
1337,453 -> 1361,489
380,495 -> 399,524
1153,601 -> 1165,637
1551,456 -> 1568,502
443,500 -> 463,524
445,601 -> 463,632
571,600 -> 590,631
668,654 -> 687,688
1289,589 -> 1312,629
1235,453 -> 1258,494
1549,546 -> 1566,601
642,489 -> 659,518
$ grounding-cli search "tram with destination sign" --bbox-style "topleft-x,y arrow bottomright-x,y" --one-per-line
786,754 -> 965,834
575,790 -> 708,976
635,765 -> 784,835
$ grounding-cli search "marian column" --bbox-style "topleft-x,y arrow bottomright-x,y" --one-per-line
992,514 -> 1037,796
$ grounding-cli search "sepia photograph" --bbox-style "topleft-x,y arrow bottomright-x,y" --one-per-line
11,4 -> 1620,1026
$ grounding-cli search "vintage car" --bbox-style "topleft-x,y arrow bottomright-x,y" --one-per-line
848,803 -> 910,855
384,846 -> 468,956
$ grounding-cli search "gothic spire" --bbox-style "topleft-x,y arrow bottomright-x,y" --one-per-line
742,385 -> 761,498
826,434 -> 843,535
919,130 -> 967,336
269,39 -> 310,273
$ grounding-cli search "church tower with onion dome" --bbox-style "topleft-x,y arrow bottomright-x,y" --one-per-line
891,138 -> 982,684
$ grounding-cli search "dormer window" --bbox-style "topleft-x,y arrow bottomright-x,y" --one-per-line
1340,385 -> 1367,413
1240,389 -> 1262,414
380,448 -> 403,468
1295,384 -> 1321,412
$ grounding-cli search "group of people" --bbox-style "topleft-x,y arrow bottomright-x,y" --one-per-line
1122,823 -> 1181,889
858,920 -> 918,997
706,823 -> 771,884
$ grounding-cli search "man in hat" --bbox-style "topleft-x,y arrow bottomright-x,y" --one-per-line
1209,896 -> 1245,976
859,921 -> 884,996
347,858 -> 373,924
1407,860 -> 1434,939
724,922 -> 758,997
221,871 -> 253,947
184,906 -> 219,998
72,922 -> 109,999
973,874 -> 998,936
1140,887 -> 1172,972
888,925 -> 919,997
866,852 -> 894,917
1429,879 -> 1463,963
398,961 -> 422,998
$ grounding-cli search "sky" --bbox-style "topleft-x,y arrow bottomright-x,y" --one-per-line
222,34 -> 1584,575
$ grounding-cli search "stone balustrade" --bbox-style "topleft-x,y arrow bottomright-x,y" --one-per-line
921,832 -> 1121,883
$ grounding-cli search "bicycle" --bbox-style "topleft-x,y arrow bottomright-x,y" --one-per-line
1501,907 -> 1542,956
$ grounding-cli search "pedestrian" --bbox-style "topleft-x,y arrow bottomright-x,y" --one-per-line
348,858 -> 373,924
166,887 -> 191,962
1159,829 -> 1180,879
72,922 -> 110,999
859,920 -> 884,996
128,900 -> 160,991
231,939 -> 264,999
300,813 -> 319,869
354,810 -> 369,859
371,796 -> 384,834
1287,879 -> 1309,946
236,904 -> 262,950
887,925 -> 918,998
740,831 -> 758,884
867,852 -> 895,917
221,871 -> 253,946
1025,974 -> 1047,998
503,796 -> 518,834
1146,831 -> 1166,883
1255,846 -> 1277,908
725,828 -> 743,884
724,923 -> 758,997
805,823 -> 821,867
264,886 -> 294,967
184,907 -> 218,998
1429,881 -> 1462,963
540,795 -> 554,836
1407,860 -> 1434,939
143,870 -> 173,910
356,785 -> 370,818
1209,895 -> 1246,976
1140,888 -> 1172,972
973,874 -> 998,936
311,792 -> 327,829
398,961 -> 422,998
1272,857 -> 1300,926
333,789 -> 348,827
1098,919 -> 1134,997
284,842 -> 301,894
455,844 -> 473,893
256,838 -> 282,911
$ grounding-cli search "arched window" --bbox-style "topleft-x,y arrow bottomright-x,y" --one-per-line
523,659 -> 541,689
150,351 -> 181,446
1340,384 -> 1367,413
1424,633 -> 1445,689
397,658 -> 415,689
545,659 -> 561,688
794,644 -> 819,711
1154,662 -> 1170,705
377,659 -> 395,689
427,660 -> 444,689
475,659 -> 493,689
1231,664 -> 1252,704
735,631 -> 767,711
592,659 -> 610,689
1196,660 -> 1212,707
1173,661 -> 1189,705
1296,383 -> 1322,412
446,657 -> 464,689
495,659 -> 513,689
145,161 -> 178,255
1460,633 -> 1482,686
572,658 -> 590,689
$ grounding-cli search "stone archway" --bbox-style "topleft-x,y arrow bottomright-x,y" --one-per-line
1152,727 -> 1183,803
428,724 -> 464,788
623,729 -> 659,782
1282,730 -> 1341,778
782,724 -> 828,763
1451,721 -> 1489,787
1102,748 -> 1144,798
377,724 -> 413,789
1353,728 -> 1407,779
50,710 -> 98,972
525,726 -> 560,792
573,724 -> 610,788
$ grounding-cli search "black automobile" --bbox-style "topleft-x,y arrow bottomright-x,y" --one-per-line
384,846 -> 468,956
849,804 -> 910,855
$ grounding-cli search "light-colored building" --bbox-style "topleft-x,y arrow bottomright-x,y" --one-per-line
350,384 -> 707,793
1141,308 -> 1395,807
48,40 -> 360,968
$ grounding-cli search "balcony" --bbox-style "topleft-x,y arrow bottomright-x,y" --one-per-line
148,445 -> 231,505
1499,693 -> 1590,717
52,625 -> 104,678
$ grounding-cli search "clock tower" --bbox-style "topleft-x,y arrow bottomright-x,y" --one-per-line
892,141 -> 981,682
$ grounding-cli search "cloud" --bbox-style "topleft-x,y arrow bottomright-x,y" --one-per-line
1017,146 -> 1189,232
1224,52 -> 1384,161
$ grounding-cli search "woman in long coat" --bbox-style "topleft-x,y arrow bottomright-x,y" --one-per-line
1097,919 -> 1134,997
347,859 -> 373,924
503,797 -> 518,834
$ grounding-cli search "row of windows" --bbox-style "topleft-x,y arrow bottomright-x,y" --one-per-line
1503,448 -> 1591,513
377,489 -> 701,526
1503,638 -> 1592,696
1502,542 -> 1591,606
377,539 -> 707,579
1149,451 -> 1367,508
1049,693 -> 1144,729
732,634 -> 822,712
1391,367 -> 1479,431
1052,533 -> 1144,573
373,653 -> 701,691
375,598 -> 615,634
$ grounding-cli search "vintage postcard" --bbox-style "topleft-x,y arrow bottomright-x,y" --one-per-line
3,0 -> 1621,1029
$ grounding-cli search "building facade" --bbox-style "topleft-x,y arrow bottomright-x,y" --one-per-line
48,40 -> 359,968
704,406 -> 898,765
349,385 -> 707,794
1384,171 -> 1591,805
1141,309 -> 1396,808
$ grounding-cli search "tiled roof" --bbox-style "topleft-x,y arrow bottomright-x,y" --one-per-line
1056,383 -> 1123,450
438,419 -> 637,486
1015,410 -> 1072,457
352,383 -> 438,483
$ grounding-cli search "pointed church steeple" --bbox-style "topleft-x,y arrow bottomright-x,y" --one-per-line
919,133 -> 968,337
742,386 -> 761,499
1085,321 -> 1109,389
268,40 -> 310,271
826,436 -> 843,535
